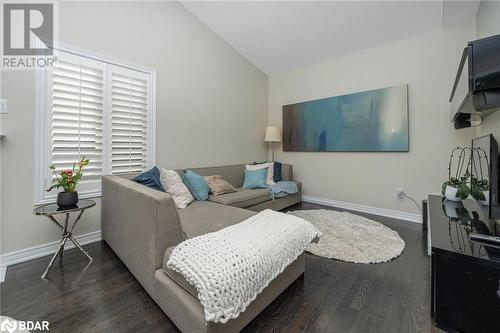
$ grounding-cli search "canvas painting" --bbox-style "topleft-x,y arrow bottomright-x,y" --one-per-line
282,85 -> 409,152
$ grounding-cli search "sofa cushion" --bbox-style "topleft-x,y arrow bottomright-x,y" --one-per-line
253,161 -> 283,182
182,170 -> 209,201
163,246 -> 198,298
160,169 -> 194,209
208,188 -> 271,208
246,162 -> 275,185
131,166 -> 164,192
203,175 -> 238,196
189,165 -> 245,188
178,201 -> 255,238
242,169 -> 268,189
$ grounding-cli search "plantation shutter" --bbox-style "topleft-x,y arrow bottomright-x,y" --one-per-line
109,65 -> 151,175
49,53 -> 105,189
37,46 -> 156,204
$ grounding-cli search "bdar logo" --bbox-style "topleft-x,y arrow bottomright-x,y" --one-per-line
3,3 -> 53,55
0,318 -> 17,333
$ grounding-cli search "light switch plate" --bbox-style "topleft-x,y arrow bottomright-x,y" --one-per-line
0,99 -> 7,114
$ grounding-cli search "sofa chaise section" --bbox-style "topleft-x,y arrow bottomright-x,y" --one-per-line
101,163 -> 303,332
155,254 -> 305,333
177,201 -> 255,238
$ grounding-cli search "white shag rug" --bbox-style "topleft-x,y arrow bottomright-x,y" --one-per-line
289,209 -> 405,264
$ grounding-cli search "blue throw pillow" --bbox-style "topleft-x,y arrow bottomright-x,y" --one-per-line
132,166 -> 164,192
254,161 -> 282,182
273,162 -> 282,182
242,168 -> 268,189
182,170 -> 209,201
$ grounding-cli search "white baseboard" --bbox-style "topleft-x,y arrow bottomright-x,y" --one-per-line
302,195 -> 422,223
0,230 -> 102,282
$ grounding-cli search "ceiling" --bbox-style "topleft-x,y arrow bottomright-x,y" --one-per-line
181,1 -> 481,75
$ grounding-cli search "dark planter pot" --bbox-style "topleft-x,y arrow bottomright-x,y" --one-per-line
57,192 -> 78,208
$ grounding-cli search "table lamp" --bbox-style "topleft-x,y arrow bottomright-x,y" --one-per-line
264,126 -> 282,162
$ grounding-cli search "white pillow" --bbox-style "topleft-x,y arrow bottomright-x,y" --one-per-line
245,162 -> 275,185
160,169 -> 194,209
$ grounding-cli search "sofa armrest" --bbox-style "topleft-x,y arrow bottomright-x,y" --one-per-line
281,164 -> 293,182
101,175 -> 184,297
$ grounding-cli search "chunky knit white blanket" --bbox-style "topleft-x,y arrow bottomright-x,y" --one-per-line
167,209 -> 322,323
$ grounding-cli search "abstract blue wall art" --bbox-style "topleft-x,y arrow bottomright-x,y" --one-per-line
282,85 -> 409,152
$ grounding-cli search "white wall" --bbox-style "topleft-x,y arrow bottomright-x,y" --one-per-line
268,20 -> 477,215
476,0 -> 500,138
0,1 -> 268,254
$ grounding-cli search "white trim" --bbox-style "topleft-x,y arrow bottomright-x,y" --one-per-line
149,71 -> 157,167
0,230 -> 101,283
34,66 -> 49,204
0,267 -> 5,283
49,41 -> 155,74
302,195 -> 422,223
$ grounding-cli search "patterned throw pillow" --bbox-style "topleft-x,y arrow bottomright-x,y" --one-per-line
203,175 -> 237,196
160,169 -> 194,209
246,162 -> 275,185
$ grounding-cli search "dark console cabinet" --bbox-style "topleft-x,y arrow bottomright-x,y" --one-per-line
432,251 -> 500,332
429,195 -> 500,333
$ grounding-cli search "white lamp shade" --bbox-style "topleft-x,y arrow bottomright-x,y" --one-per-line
264,126 -> 282,142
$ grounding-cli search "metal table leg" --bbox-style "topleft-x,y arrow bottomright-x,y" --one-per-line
59,213 -> 69,262
68,236 -> 93,261
41,236 -> 68,279
41,209 -> 93,279
66,210 -> 93,262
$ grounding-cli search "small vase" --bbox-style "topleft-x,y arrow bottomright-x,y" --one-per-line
57,191 -> 78,208
444,185 -> 461,202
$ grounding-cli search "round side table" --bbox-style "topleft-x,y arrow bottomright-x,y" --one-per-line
34,199 -> 96,279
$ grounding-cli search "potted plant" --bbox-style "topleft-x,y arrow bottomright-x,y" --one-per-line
470,146 -> 490,206
442,175 -> 470,202
442,147 -> 471,202
471,177 -> 489,205
47,156 -> 89,208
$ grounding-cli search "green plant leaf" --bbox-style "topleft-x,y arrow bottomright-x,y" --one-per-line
471,184 -> 485,201
456,183 -> 470,200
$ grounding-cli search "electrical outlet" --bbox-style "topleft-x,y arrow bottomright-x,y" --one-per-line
396,189 -> 405,200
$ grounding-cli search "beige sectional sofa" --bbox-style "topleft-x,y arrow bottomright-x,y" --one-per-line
101,164 -> 302,332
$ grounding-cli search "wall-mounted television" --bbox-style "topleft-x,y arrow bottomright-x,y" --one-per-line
450,34 -> 500,129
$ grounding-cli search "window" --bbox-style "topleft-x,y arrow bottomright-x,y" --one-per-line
35,45 -> 156,204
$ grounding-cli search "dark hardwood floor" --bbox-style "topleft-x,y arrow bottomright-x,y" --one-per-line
1,202 -> 439,332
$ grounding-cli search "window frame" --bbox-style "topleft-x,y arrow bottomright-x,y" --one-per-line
35,43 -> 156,205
